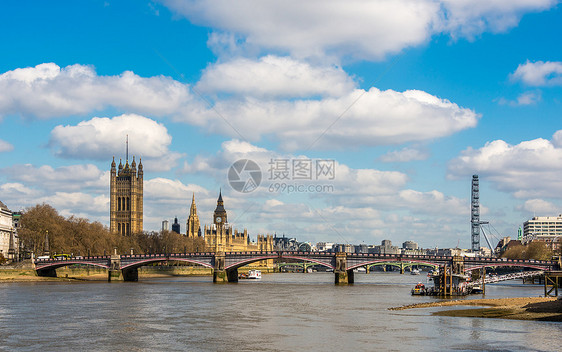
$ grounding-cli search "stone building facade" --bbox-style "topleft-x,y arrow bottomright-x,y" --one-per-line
188,191 -> 273,254
110,156 -> 143,235
0,200 -> 18,260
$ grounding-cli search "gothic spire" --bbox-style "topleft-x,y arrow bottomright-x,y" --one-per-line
190,193 -> 197,215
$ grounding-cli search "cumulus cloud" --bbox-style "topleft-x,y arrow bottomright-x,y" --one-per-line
0,139 -> 13,152
160,0 -> 556,61
181,139 -> 467,222
161,0 -> 438,61
1,61 -> 477,151
379,147 -> 430,162
438,0 -> 556,38
448,131 -> 562,198
397,189 -> 466,215
1,164 -> 108,192
0,63 -> 197,119
519,199 -> 560,214
0,183 -> 41,208
0,182 -> 108,221
49,114 -> 182,170
38,192 -> 110,219
144,178 -> 209,203
190,88 -> 479,150
182,139 -> 409,198
510,60 -> 562,86
196,56 -> 355,98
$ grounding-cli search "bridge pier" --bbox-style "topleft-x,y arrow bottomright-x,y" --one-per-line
335,269 -> 354,284
107,250 -> 140,282
213,252 -> 239,283
334,252 -> 354,284
213,268 -> 239,283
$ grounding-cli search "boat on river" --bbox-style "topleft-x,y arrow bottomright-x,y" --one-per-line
410,269 -> 420,275
411,282 -> 427,295
240,269 -> 262,280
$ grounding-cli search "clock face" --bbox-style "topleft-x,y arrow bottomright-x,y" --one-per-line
216,217 -> 222,223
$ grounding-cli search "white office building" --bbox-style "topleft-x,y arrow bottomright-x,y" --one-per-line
522,215 -> 562,250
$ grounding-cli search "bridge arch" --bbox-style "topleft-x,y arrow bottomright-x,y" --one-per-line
347,259 -> 439,271
120,258 -> 214,270
35,260 -> 110,271
224,253 -> 335,270
364,262 -> 437,271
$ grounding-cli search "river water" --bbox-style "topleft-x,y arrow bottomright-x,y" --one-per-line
0,272 -> 560,352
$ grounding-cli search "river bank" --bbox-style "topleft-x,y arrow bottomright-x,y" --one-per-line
390,296 -> 562,322
0,265 -> 276,282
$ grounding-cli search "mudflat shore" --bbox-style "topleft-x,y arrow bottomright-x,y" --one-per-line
390,296 -> 562,322
0,266 -> 214,282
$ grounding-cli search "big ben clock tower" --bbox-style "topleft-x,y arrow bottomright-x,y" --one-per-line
213,190 -> 227,228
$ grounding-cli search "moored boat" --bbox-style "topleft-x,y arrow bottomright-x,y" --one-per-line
411,282 -> 426,295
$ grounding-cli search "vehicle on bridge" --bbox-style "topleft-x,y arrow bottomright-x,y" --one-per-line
52,254 -> 72,260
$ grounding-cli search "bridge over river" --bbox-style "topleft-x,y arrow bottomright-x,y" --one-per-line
34,251 -> 560,286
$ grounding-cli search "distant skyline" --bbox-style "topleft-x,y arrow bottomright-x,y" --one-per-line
1,1 -> 562,248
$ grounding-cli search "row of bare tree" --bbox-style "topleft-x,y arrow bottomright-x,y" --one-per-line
18,204 -> 207,257
500,241 -> 555,261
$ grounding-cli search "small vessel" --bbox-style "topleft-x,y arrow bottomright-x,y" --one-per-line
247,269 -> 261,279
411,282 -> 426,295
470,285 -> 484,294
410,269 -> 420,275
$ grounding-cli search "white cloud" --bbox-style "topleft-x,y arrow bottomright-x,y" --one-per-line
161,0 -> 438,61
181,139 -> 468,222
0,139 -> 13,152
519,199 -> 560,214
379,147 -> 429,162
497,91 -> 541,106
196,56 -> 355,98
182,139 -> 409,197
144,178 -> 209,203
1,62 -> 478,151
397,189 -> 466,215
0,183 -> 41,210
438,0 -> 556,38
160,0 -> 556,61
0,63 -> 198,119
448,132 -> 562,198
1,164 -> 107,192
515,91 -> 541,105
49,114 -> 182,171
37,192 -> 110,219
189,87 -> 479,150
510,60 -> 562,86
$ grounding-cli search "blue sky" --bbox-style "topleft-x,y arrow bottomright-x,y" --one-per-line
1,0 -> 562,249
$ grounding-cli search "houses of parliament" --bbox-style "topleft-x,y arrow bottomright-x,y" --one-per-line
110,156 -> 273,253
